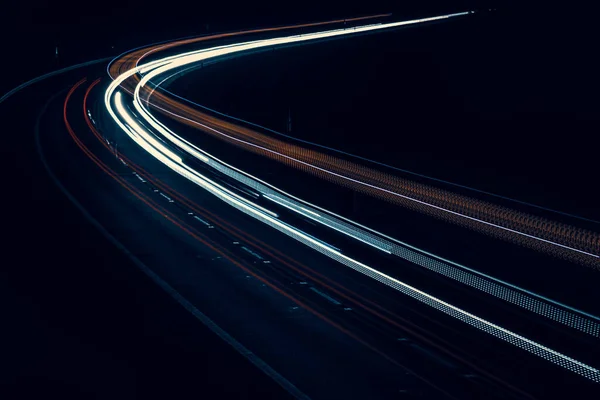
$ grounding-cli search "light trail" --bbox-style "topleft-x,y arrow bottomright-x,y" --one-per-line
129,22 -> 600,266
141,89 -> 600,265
108,14 -> 393,99
84,80 -> 536,398
263,193 -> 392,254
112,13 -> 600,337
153,69 -> 600,226
78,79 -> 493,400
117,92 -> 280,220
139,95 -> 600,264
104,14 -> 600,382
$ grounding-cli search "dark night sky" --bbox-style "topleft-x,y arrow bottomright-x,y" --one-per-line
0,2 -> 431,95
1,0 -> 505,95
4,1 -> 499,48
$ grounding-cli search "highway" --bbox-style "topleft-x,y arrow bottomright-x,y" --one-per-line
3,12 -> 600,400
122,26 -> 600,268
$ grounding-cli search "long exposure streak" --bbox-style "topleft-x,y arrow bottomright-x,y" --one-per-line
104,13 -> 600,382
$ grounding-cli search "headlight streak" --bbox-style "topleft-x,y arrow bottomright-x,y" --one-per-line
250,165 -> 600,338
141,62 -> 600,338
137,94 -> 600,262
273,217 -> 342,253
114,92 -> 182,163
134,75 -> 600,336
151,63 -> 600,230
143,91 -> 600,263
130,14 -> 393,72
128,20 -> 600,337
127,21 -> 600,266
109,85 -> 280,218
77,80 -> 429,400
105,14 -> 600,382
108,14 -> 401,110
120,93 -> 280,220
263,194 -> 392,254
87,80 -> 534,399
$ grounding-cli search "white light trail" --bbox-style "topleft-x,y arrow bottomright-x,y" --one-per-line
125,16 -> 600,338
130,24 -> 600,262
264,194 -> 392,254
130,50 -> 600,336
114,92 -> 182,163
105,13 -> 600,382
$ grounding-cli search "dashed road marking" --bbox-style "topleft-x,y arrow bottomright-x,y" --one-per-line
309,287 -> 341,305
241,246 -> 264,260
159,192 -> 174,203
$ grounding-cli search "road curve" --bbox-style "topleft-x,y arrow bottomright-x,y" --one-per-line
104,11 -> 600,389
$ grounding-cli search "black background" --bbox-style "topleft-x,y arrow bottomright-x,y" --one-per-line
2,1 -> 599,399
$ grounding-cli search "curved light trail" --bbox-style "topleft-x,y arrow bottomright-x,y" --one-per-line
82,78 -> 536,398
140,62 -> 600,338
132,27 -> 600,267
104,13 -> 600,383
152,71 -> 600,226
118,15 -> 600,335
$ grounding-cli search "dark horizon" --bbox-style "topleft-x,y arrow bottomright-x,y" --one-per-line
4,1 -> 506,91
